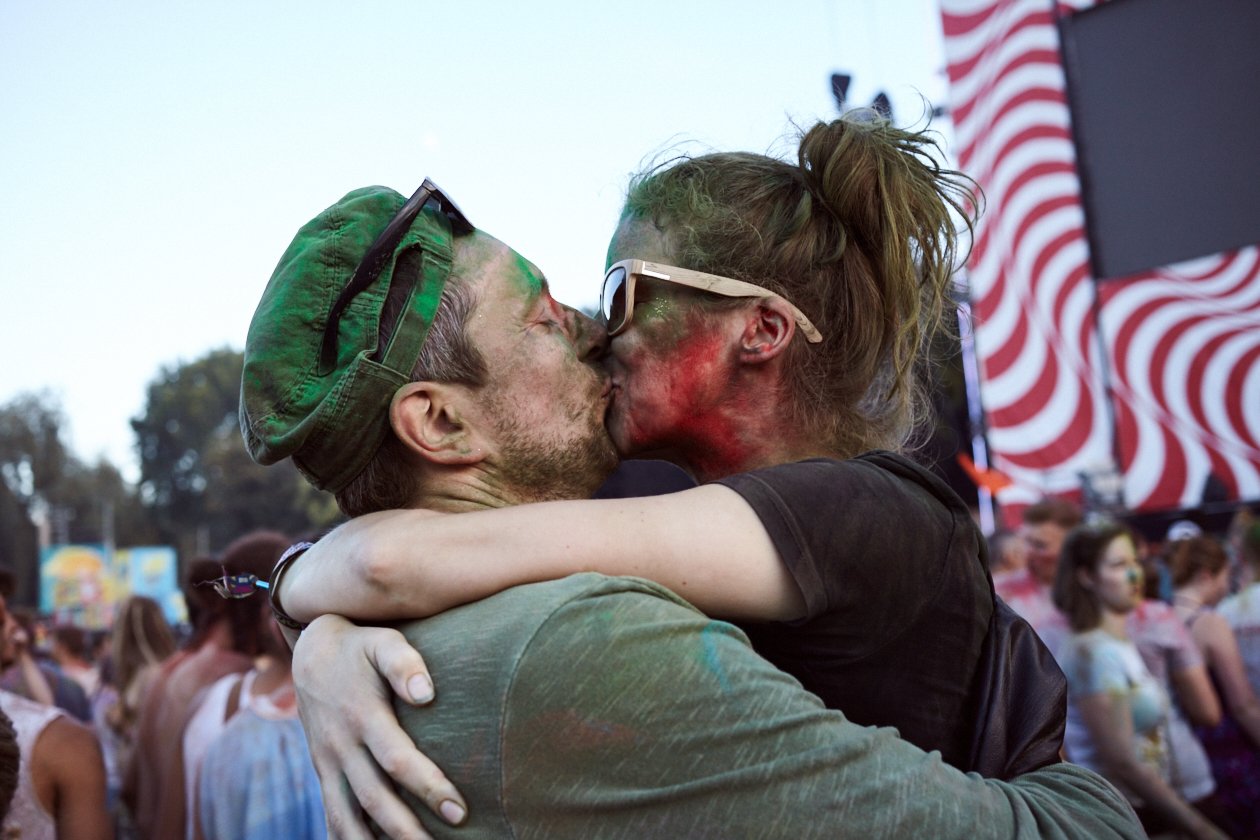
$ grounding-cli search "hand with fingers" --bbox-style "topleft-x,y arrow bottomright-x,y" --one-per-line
292,613 -> 467,840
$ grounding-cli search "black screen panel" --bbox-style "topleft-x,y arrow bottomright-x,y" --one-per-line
1060,0 -> 1260,279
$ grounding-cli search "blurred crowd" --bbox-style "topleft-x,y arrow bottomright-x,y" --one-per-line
0,503 -> 1257,838
991,502 -> 1260,839
0,530 -> 323,840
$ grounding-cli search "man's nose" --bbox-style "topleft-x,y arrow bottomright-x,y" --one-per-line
569,306 -> 608,363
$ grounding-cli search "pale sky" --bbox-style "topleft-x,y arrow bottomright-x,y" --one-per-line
0,0 -> 949,479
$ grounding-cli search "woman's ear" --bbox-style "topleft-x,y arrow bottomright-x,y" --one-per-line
738,299 -> 796,364
389,382 -> 487,466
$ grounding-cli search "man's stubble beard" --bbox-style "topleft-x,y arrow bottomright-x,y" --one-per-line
488,399 -> 619,504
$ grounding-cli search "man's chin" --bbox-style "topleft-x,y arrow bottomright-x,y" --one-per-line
596,428 -> 621,473
568,433 -> 620,500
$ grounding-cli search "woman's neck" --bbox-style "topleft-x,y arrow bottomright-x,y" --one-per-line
679,438 -> 836,483
1173,583 -> 1210,611
668,387 -> 837,482
251,656 -> 294,702
1097,608 -> 1128,639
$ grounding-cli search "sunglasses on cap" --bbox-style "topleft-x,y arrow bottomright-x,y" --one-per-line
600,259 -> 823,343
318,178 -> 474,376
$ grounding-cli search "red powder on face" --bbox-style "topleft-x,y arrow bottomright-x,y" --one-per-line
658,328 -> 725,405
616,318 -> 768,480
661,330 -> 752,477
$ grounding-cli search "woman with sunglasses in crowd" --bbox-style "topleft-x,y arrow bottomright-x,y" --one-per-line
1053,524 -> 1229,840
280,112 -> 1065,832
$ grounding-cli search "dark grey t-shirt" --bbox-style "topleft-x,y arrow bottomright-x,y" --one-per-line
716,451 -> 992,767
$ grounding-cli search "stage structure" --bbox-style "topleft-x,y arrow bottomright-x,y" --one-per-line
938,0 -> 1260,525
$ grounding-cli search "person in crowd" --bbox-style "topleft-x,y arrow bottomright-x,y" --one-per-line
1230,509 -> 1257,568
1053,522 -> 1228,839
125,535 -> 282,840
988,527 -> 1027,583
91,639 -> 121,820
1128,587 -> 1228,830
277,116 -> 1068,828
17,610 -> 90,721
193,581 -> 323,840
1128,521 -> 1223,817
1003,516 -> 1227,826
1138,530 -> 1174,604
238,164 -> 1140,837
179,558 -> 234,654
997,497 -> 1083,651
1171,534 -> 1260,837
1168,520 -> 1205,542
181,531 -> 289,840
0,571 -> 55,712
49,624 -> 100,698
0,708 -> 16,824
94,595 -> 177,838
0,599 -> 92,722
0,589 -> 109,839
1220,521 -> 1260,694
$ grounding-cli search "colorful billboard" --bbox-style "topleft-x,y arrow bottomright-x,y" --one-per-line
39,544 -> 184,629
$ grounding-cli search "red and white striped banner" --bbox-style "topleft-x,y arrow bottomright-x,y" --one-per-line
940,0 -> 1260,519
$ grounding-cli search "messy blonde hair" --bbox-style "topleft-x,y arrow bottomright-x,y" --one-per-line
625,112 -> 978,456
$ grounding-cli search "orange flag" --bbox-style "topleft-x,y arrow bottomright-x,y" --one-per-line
957,452 -> 1014,494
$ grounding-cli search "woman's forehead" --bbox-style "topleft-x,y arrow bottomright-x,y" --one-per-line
1101,535 -> 1135,563
606,215 -> 675,268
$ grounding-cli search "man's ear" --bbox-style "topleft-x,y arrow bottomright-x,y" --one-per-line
738,298 -> 796,364
389,381 -> 487,466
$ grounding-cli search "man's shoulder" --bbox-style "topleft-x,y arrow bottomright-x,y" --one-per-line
390,573 -> 709,716
385,574 -> 729,837
396,572 -> 696,636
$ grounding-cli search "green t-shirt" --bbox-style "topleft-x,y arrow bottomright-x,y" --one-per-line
389,573 -> 1140,839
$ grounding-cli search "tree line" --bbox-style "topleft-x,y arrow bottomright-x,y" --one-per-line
0,348 -> 341,606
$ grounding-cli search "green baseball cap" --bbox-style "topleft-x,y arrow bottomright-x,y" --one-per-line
240,181 -> 472,493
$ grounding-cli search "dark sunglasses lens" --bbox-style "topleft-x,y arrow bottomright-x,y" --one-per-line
602,267 -> 628,331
